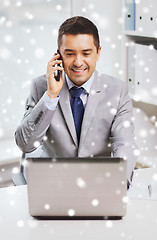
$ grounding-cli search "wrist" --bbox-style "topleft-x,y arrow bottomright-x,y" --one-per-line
46,91 -> 58,99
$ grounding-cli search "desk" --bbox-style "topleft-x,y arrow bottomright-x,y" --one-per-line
0,185 -> 157,240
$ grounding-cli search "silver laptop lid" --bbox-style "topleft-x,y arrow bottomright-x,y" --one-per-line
26,157 -> 127,218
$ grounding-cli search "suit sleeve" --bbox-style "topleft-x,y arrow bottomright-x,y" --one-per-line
15,78 -> 56,153
110,82 -> 139,185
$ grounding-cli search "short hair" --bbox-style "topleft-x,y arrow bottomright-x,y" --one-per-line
58,16 -> 100,52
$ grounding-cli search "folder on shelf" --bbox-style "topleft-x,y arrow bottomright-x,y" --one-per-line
125,0 -> 136,30
147,0 -> 157,37
127,43 -> 157,105
126,0 -> 157,36
142,45 -> 157,103
127,43 -> 143,97
135,0 -> 147,33
135,0 -> 157,37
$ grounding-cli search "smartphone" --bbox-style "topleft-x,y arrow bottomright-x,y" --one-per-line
55,49 -> 62,81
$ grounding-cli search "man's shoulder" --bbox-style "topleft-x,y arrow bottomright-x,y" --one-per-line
31,74 -> 47,90
32,74 -> 47,85
96,71 -> 125,86
30,74 -> 47,99
95,71 -> 127,93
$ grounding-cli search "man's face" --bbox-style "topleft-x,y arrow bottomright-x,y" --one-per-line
60,34 -> 101,86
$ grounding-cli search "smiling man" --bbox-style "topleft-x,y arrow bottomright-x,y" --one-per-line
15,16 -> 137,188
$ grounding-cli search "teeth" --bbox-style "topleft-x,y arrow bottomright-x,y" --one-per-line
73,69 -> 84,72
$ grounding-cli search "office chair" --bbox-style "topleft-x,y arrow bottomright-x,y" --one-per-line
12,98 -> 29,186
12,152 -> 27,186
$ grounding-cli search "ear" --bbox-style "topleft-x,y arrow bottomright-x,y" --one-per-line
96,46 -> 101,62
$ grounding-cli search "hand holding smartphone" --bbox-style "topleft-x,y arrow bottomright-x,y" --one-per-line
46,50 -> 64,99
55,49 -> 62,82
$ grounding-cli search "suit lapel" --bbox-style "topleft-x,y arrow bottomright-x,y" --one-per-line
79,71 -> 101,146
59,81 -> 78,146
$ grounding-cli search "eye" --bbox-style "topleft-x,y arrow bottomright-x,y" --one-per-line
66,53 -> 74,56
83,52 -> 90,56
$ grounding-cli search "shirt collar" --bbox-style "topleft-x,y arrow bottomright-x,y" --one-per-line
63,71 -> 95,94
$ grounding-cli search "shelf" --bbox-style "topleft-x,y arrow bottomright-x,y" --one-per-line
129,94 -> 157,106
125,30 -> 157,38
125,31 -> 157,41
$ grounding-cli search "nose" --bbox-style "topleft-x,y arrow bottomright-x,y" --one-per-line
73,54 -> 83,67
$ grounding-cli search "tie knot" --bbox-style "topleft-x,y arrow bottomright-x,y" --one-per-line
70,87 -> 84,98
70,86 -> 83,98
70,86 -> 84,98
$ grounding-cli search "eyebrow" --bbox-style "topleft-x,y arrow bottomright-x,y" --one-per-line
64,49 -> 74,52
82,49 -> 93,52
64,49 -> 93,52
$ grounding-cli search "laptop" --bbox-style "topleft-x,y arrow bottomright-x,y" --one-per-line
26,157 -> 127,219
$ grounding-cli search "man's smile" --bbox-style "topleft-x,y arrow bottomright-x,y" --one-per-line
71,68 -> 88,74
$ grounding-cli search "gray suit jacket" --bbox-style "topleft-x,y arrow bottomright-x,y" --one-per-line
15,71 -> 137,183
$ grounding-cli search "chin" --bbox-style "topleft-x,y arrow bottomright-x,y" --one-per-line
71,78 -> 88,86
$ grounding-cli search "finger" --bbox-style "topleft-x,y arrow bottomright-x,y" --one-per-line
49,53 -> 61,63
47,59 -> 63,73
48,59 -> 62,67
47,66 -> 64,78
48,65 -> 64,73
47,62 -> 62,73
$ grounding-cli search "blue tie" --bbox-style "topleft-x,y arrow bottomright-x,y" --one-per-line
70,86 -> 84,143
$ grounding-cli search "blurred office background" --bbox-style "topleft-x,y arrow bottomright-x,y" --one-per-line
0,0 -> 157,187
